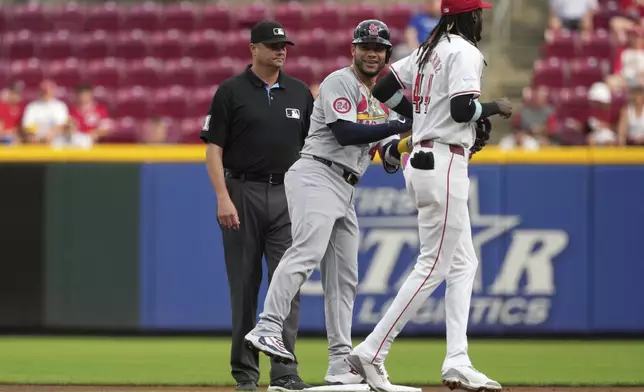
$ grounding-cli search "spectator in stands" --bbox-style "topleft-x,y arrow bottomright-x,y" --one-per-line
0,81 -> 25,144
51,119 -> 93,149
405,0 -> 441,49
21,79 -> 69,144
499,128 -> 542,150
514,86 -> 556,144
617,83 -> 644,145
69,82 -> 112,142
140,116 -> 169,144
549,0 -> 598,32
610,0 -> 644,44
586,82 -> 618,145
606,28 -> 644,91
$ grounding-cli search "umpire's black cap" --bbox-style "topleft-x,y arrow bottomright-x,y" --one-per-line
250,20 -> 295,46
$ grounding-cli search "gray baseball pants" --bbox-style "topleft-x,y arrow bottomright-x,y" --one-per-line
253,156 -> 360,377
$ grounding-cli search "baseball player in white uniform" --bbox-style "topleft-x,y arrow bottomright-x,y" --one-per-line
346,1 -> 513,392
244,20 -> 416,387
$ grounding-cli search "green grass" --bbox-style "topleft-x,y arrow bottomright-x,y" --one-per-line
0,337 -> 642,386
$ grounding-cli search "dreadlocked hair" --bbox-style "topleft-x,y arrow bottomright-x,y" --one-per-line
416,11 -> 478,72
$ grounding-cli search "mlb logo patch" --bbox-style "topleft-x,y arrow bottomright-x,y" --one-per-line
273,28 -> 285,36
285,108 -> 300,119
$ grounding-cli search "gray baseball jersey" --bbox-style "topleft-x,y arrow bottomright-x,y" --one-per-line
301,66 -> 398,176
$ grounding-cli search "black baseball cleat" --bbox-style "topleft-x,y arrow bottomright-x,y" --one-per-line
236,381 -> 258,391
267,375 -> 311,391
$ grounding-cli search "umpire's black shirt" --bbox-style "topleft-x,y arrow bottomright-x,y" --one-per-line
201,64 -> 314,174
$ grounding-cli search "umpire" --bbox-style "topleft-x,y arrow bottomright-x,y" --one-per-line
200,20 -> 314,392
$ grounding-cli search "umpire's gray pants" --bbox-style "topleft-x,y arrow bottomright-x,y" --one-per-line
222,178 -> 300,383
254,156 -> 360,377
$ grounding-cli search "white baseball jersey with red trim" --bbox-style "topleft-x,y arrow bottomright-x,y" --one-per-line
389,34 -> 484,149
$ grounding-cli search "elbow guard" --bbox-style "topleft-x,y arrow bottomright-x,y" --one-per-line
450,94 -> 481,123
373,71 -> 405,104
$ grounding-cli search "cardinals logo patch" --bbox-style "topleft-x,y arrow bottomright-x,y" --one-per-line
368,23 -> 380,36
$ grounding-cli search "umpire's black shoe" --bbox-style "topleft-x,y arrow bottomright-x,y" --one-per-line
268,375 -> 311,391
236,381 -> 258,391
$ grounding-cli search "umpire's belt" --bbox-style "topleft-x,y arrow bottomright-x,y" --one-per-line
302,154 -> 360,186
417,140 -> 465,156
224,170 -> 284,184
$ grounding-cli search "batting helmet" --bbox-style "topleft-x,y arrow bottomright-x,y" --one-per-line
352,20 -> 393,61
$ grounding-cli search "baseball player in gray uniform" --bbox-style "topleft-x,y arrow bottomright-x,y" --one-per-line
245,20 -> 415,386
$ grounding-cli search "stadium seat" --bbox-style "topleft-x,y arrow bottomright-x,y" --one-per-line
92,86 -> 117,112
149,30 -> 185,60
76,30 -> 112,60
542,29 -> 578,59
221,31 -> 252,61
9,59 -> 44,88
163,117 -> 184,143
161,58 -> 201,88
198,59 -> 239,85
237,3 -> 271,29
284,58 -> 319,86
85,58 -> 123,88
46,59 -> 84,89
579,29 -> 615,61
48,3 -> 86,32
532,58 -> 567,88
308,3 -> 342,30
4,30 -> 37,60
344,4 -> 382,28
162,2 -> 199,32
381,3 -> 415,30
557,87 -> 590,122
102,116 -> 140,143
290,29 -> 330,59
121,2 -> 162,32
84,2 -> 122,32
594,3 -> 621,30
6,3 -> 52,33
274,2 -> 306,32
0,62 -> 8,87
568,58 -> 606,88
152,86 -> 189,118
199,4 -> 234,31
319,57 -> 352,80
555,117 -> 587,145
0,6 -> 6,33
186,86 -> 216,118
113,87 -> 151,118
113,30 -> 151,60
185,30 -> 222,61
39,31 -> 75,60
326,30 -> 353,59
121,58 -> 162,88
180,117 -> 205,143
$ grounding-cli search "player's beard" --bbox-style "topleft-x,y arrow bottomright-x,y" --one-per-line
354,57 -> 385,78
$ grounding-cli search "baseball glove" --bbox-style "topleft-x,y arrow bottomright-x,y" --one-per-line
470,117 -> 492,158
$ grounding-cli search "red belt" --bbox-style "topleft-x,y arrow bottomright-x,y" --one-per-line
418,140 -> 465,156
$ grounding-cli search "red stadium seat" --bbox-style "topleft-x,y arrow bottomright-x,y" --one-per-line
92,86 -> 117,111
319,57 -> 352,80
186,86 -> 217,117
122,2 -> 162,32
152,86 -> 189,118
39,31 -> 75,60
101,116 -> 140,143
237,3 -> 270,29
6,3 -> 52,33
149,30 -> 185,60
198,59 -> 239,85
46,59 -> 84,89
579,29 -> 616,61
274,2 -> 306,31
161,58 -> 200,88
162,2 -> 199,32
84,2 -> 122,32
76,30 -> 112,60
85,58 -> 123,88
4,30 -> 37,60
113,87 -> 151,118
113,30 -> 151,60
532,58 -> 567,88
568,58 -> 607,88
9,59 -> 44,88
542,29 -> 579,60
554,117 -> 587,145
326,30 -> 352,59
48,3 -> 86,32
594,3 -> 621,30
0,61 -> 8,87
557,87 -> 590,123
221,31 -> 252,61
308,3 -> 342,30
344,4 -> 382,29
121,58 -> 162,88
0,6 -> 6,33
180,117 -> 205,143
284,58 -> 319,86
381,3 -> 415,30
200,4 -> 234,31
185,30 -> 222,60
290,29 -> 330,59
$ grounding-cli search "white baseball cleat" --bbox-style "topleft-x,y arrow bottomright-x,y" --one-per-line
441,366 -> 502,392
345,354 -> 394,392
244,332 -> 295,363
324,369 -> 364,385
